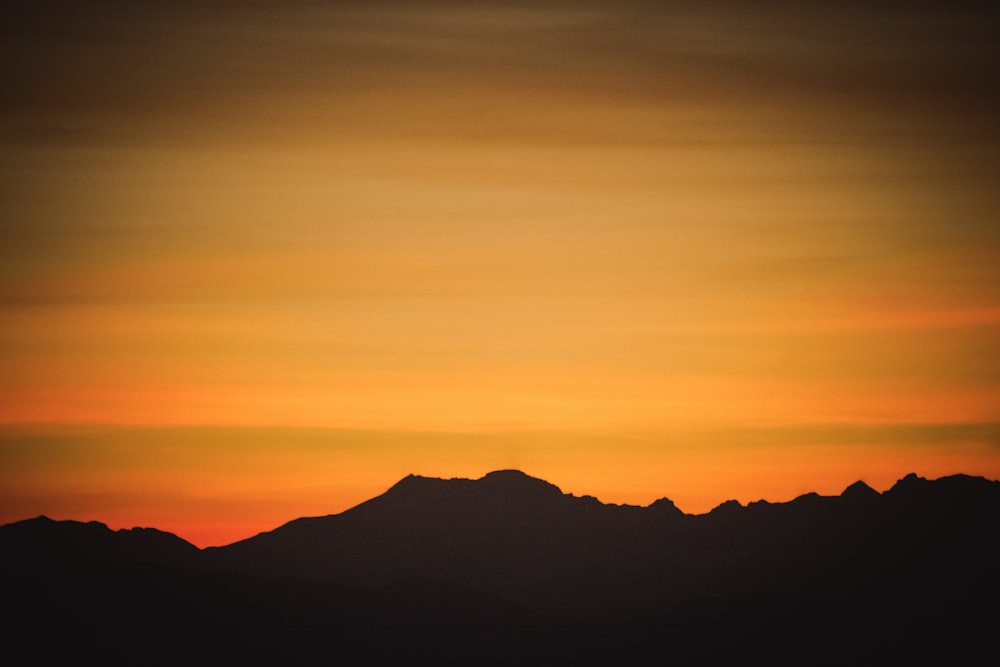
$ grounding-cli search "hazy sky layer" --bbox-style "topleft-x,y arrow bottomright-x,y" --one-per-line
2,1 -> 999,546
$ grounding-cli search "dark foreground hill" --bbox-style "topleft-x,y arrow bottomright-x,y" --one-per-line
3,470 -> 999,664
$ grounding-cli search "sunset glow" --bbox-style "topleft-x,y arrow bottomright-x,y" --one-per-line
2,2 -> 998,547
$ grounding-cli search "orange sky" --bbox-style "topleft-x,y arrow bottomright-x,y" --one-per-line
2,2 -> 999,547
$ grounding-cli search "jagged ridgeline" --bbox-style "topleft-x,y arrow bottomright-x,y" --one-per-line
3,471 -> 998,662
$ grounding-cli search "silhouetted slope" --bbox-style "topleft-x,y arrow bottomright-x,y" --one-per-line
209,470 -> 689,620
0,512 -> 544,634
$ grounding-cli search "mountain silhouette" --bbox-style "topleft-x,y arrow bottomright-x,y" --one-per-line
3,470 -> 998,663
2,515 -> 200,571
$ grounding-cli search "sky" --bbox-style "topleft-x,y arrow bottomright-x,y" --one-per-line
2,1 -> 999,547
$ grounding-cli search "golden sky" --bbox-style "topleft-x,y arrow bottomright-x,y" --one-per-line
2,1 -> 999,547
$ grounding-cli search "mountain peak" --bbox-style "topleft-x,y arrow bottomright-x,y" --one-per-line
648,496 -> 685,517
386,470 -> 564,497
481,469 -> 534,481
373,470 -> 567,515
478,469 -> 563,495
888,472 -> 928,494
707,499 -> 744,516
841,480 -> 879,500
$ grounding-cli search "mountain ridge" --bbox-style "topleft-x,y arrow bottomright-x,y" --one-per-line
2,469 -> 997,661
4,469 -> 997,549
